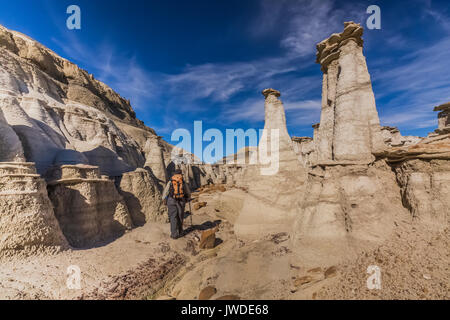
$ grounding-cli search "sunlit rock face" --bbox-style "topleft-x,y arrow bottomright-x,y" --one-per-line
0,108 -> 24,162
234,89 -> 306,240
315,22 -> 385,164
292,23 -> 408,257
0,25 -> 145,176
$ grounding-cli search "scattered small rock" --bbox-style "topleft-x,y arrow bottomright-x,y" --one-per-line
270,232 -> 290,244
198,286 -> 217,300
307,267 -> 322,273
194,202 -> 207,210
159,242 -> 171,253
324,266 -> 338,278
294,276 -> 313,287
199,228 -> 218,249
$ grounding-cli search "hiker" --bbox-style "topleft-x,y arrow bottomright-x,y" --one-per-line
162,169 -> 191,239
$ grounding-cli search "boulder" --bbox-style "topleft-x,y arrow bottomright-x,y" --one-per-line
199,228 -> 217,249
198,286 -> 217,300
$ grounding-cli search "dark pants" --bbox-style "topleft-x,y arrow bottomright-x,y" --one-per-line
167,197 -> 186,238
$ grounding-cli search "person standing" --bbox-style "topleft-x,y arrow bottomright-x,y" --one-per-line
162,169 -> 191,239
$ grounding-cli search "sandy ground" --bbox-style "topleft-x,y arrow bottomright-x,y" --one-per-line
0,185 -> 448,300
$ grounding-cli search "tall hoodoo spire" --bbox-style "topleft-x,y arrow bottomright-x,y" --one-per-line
315,21 -> 385,163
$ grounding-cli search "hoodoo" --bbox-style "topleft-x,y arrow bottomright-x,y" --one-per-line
315,21 -> 385,164
233,89 -> 306,240
292,23 -> 410,260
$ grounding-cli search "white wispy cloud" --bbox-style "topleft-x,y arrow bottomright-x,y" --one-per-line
45,0 -> 449,139
373,34 -> 450,131
51,32 -> 155,111
219,97 -> 321,126
251,0 -> 366,57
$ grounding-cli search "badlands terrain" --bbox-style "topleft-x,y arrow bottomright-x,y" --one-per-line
0,22 -> 448,300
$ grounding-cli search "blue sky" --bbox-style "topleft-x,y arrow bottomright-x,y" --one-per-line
1,0 -> 450,159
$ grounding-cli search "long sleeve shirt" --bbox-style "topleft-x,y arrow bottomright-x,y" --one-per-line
162,180 -> 191,200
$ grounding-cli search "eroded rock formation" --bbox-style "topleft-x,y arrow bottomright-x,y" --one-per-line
0,20 -> 449,276
119,168 -> 167,225
233,89 -> 306,240
434,102 -> 450,135
291,23 -> 449,260
315,21 -> 385,164
144,136 -> 167,186
0,25 -> 145,176
47,165 -> 133,248
0,108 -> 24,162
0,162 -> 68,257
381,126 -> 421,147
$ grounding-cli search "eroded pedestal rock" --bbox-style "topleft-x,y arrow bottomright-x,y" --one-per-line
315,22 -> 385,164
0,162 -> 68,257
47,165 -> 133,248
434,102 -> 450,135
234,89 -> 306,240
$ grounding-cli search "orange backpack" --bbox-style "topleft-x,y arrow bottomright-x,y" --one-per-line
170,174 -> 185,200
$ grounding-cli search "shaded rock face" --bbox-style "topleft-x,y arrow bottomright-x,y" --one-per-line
47,165 -> 133,248
0,162 -> 68,257
315,22 -> 385,164
118,168 -> 167,225
0,25 -> 145,175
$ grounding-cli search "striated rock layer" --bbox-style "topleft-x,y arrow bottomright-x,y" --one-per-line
0,162 -> 68,258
